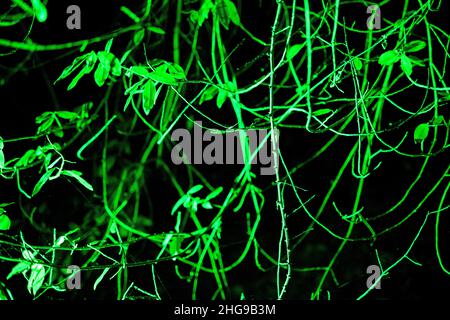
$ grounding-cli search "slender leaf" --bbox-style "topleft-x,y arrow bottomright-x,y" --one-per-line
142,80 -> 156,115
401,55 -> 413,76
32,168 -> 56,197
93,268 -> 110,291
27,264 -> 46,296
61,170 -> 94,191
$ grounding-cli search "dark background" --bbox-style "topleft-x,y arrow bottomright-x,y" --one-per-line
0,0 -> 450,300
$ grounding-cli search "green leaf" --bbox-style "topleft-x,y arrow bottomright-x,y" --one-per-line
22,250 -> 36,262
27,264 -> 46,296
286,44 -> 303,61
133,29 -> 145,46
55,111 -> 78,121
7,261 -> 30,280
93,268 -> 110,291
216,90 -> 227,109
32,168 -> 56,197
105,39 -> 114,53
225,0 -> 240,26
354,58 -> 363,71
404,40 -> 426,53
61,170 -> 94,191
0,138 -> 4,168
201,202 -> 213,210
15,150 -> 37,167
171,195 -> 188,216
414,123 -> 429,144
111,58 -> 122,77
432,115 -> 445,126
409,55 -> 425,67
147,26 -> 165,35
94,63 -> 110,87
200,86 -> 219,104
147,64 -> 181,85
167,63 -> 186,80
0,150 -> 4,169
30,0 -> 47,22
313,109 -> 333,116
142,80 -> 156,115
37,117 -> 54,134
194,0 -> 213,27
217,0 -> 240,29
205,187 -> 223,201
0,214 -> 11,231
94,51 -> 115,87
55,53 -> 92,83
401,55 -> 413,76
129,66 -> 151,78
187,185 -> 203,195
378,50 -> 400,66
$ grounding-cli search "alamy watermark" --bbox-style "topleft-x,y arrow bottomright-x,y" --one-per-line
366,265 -> 381,289
366,5 -> 381,30
170,121 -> 279,175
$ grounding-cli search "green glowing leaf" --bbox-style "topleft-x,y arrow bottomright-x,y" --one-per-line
224,0 -> 241,27
15,150 -> 36,167
409,55 -> 425,67
30,0 -> 47,23
171,195 -> 189,216
61,170 -> 94,191
0,285 -> 8,300
313,109 -> 333,116
55,111 -> 78,121
133,29 -> 145,46
7,262 -> 30,280
401,55 -> 413,76
378,50 -> 400,66
111,58 -> 122,77
94,51 -> 116,86
404,40 -> 426,53
0,138 -> 4,169
432,115 -> 445,125
94,62 -> 110,87
216,89 -> 227,109
205,187 -> 223,201
147,63 -> 185,85
147,26 -> 165,35
27,264 -> 46,296
105,39 -> 114,53
187,185 -> 203,195
22,250 -> 36,262
202,201 -> 213,209
32,168 -> 56,197
93,268 -> 110,291
129,66 -> 150,78
68,67 -> 89,91
0,151 -> 4,169
120,6 -> 140,23
194,0 -> 213,26
55,53 -> 92,83
142,80 -> 156,115
286,44 -> 303,61
414,123 -> 429,144
0,214 -> 11,231
354,58 -> 363,71
200,86 -> 219,104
